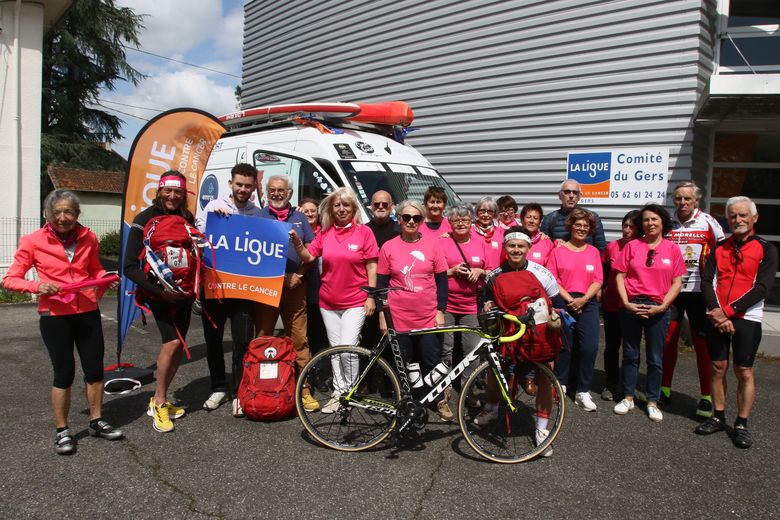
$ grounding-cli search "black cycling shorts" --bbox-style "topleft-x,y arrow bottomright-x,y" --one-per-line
669,291 -> 708,336
707,318 -> 762,367
148,301 -> 192,344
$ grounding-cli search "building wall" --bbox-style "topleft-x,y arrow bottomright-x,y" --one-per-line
242,0 -> 716,237
78,192 -> 121,235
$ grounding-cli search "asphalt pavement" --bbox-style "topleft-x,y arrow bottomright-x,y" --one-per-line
1,298 -> 778,519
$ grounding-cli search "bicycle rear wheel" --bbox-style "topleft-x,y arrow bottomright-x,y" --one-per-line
458,360 -> 565,463
295,345 -> 401,452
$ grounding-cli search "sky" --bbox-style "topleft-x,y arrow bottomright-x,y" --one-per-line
101,0 -> 245,159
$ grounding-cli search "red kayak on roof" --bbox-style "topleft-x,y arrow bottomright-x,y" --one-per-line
348,101 -> 415,127
219,101 -> 414,127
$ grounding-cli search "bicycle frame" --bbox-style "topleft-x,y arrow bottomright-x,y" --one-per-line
342,305 -> 526,416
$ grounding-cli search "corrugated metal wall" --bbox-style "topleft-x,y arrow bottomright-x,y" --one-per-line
242,0 -> 715,237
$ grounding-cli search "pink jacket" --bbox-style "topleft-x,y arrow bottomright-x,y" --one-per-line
2,226 -> 107,316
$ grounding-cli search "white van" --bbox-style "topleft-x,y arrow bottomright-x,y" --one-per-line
196,102 -> 459,221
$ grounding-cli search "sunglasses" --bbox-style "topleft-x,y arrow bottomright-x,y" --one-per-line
561,189 -> 581,196
400,214 -> 423,224
372,201 -> 390,209
646,249 -> 656,267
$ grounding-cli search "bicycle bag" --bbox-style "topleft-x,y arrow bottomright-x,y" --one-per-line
238,336 -> 297,421
491,270 -> 562,363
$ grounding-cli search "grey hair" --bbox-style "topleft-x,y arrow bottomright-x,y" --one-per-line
266,173 -> 292,191
319,187 -> 363,232
726,196 -> 758,217
560,179 -> 581,191
475,196 -> 498,214
44,189 -> 80,222
447,202 -> 474,221
674,181 -> 703,200
396,199 -> 425,217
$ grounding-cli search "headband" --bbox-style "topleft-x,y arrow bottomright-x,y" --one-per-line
504,232 -> 531,244
158,175 -> 185,190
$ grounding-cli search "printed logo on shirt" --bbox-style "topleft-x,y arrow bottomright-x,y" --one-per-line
401,250 -> 426,291
471,256 -> 481,263
532,251 -> 541,258
662,258 -> 671,265
348,243 -> 358,251
491,241 -> 499,249
586,264 -> 594,271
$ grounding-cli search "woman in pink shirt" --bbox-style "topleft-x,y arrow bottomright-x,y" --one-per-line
472,196 -> 504,269
377,199 -> 450,420
439,203 -> 489,420
600,210 -> 640,401
419,186 -> 452,238
293,188 -> 379,413
547,209 -> 603,411
613,204 -> 685,422
520,203 -> 554,267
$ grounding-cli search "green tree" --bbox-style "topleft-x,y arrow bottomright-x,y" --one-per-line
42,0 -> 145,170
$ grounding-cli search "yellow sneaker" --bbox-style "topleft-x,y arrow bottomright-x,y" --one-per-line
149,397 -> 174,433
302,389 -> 320,412
147,400 -> 186,420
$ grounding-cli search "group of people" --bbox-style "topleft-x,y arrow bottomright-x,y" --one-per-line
3,164 -> 774,455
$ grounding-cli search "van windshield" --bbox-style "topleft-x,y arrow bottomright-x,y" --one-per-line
339,160 -> 460,217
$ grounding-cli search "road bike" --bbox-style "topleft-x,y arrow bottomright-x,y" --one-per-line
295,287 -> 565,463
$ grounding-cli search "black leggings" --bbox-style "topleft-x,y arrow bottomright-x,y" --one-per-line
39,310 -> 105,389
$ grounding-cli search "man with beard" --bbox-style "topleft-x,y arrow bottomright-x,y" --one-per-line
196,163 -> 263,415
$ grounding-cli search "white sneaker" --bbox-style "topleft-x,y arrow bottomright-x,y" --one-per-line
613,398 -> 635,415
231,398 -> 244,418
203,391 -> 228,411
534,428 -> 553,457
320,392 -> 342,414
647,404 -> 663,422
561,384 -> 567,396
473,406 -> 499,425
575,391 -> 597,412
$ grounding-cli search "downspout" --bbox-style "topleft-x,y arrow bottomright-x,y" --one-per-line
13,0 -> 22,238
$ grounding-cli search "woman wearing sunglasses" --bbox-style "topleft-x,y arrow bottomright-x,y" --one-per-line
613,204 -> 685,422
376,200 -> 450,420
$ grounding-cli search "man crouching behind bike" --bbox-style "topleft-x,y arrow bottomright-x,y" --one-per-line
480,225 -> 566,457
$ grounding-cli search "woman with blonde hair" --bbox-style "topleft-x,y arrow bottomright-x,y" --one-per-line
292,188 -> 379,412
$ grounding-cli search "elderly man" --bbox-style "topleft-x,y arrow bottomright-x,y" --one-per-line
661,181 -> 725,417
541,180 -> 606,253
255,173 -> 319,411
196,163 -> 263,415
366,190 -> 400,248
698,196 -> 777,449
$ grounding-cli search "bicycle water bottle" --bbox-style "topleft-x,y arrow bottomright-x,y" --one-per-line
406,363 -> 424,388
423,362 -> 449,387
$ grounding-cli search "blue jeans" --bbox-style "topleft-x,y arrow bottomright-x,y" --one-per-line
555,297 -> 600,393
620,301 -> 670,403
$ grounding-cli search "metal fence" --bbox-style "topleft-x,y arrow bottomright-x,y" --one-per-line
0,217 -> 119,279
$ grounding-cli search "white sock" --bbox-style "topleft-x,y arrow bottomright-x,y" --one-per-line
536,416 -> 549,430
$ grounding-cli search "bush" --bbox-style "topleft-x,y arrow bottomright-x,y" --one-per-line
99,230 -> 121,258
0,288 -> 32,304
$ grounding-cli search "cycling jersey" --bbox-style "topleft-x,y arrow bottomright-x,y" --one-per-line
701,234 -> 778,323
667,209 -> 724,292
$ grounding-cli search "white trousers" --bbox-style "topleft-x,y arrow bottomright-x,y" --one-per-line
320,306 -> 366,393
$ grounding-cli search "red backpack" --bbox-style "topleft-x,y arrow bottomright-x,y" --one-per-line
491,270 -> 562,363
135,215 -> 209,305
238,336 -> 297,421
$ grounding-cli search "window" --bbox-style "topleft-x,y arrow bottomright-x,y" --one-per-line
718,0 -> 780,73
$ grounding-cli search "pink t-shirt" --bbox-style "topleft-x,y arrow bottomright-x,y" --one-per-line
471,225 -> 504,269
614,238 -> 686,305
440,236 -> 488,314
308,224 -> 379,310
378,235 -> 448,331
419,219 -> 451,238
529,236 -> 555,266
602,238 -> 630,312
547,244 -> 603,295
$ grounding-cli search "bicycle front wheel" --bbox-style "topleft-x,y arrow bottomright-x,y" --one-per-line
295,345 -> 402,452
458,360 -> 565,463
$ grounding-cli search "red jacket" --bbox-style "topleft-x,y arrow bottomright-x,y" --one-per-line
2,225 -> 107,316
